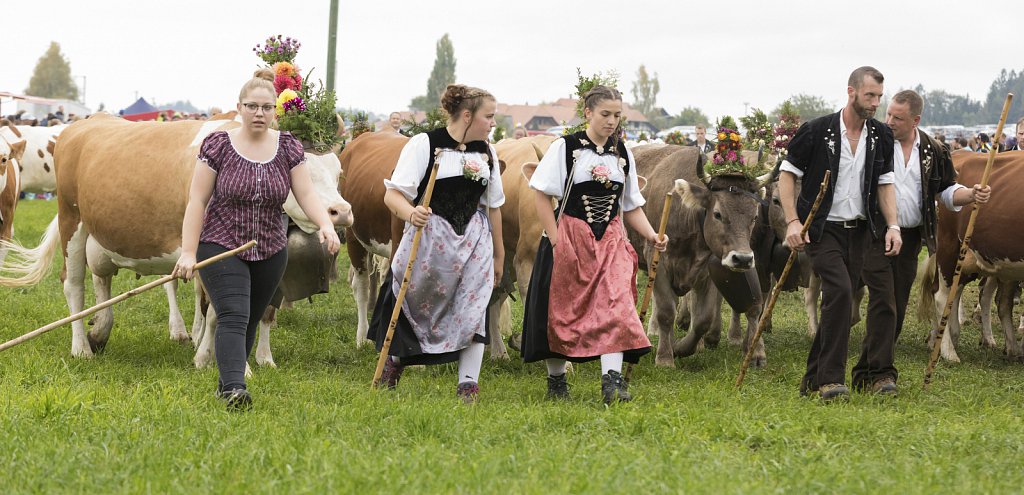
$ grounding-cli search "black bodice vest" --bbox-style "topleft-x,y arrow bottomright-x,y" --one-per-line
414,128 -> 494,236
555,132 -> 631,241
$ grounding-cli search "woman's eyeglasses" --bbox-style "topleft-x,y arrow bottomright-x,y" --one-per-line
242,103 -> 275,114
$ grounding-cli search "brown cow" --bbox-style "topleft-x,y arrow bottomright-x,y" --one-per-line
0,114 -> 353,358
339,131 -> 517,356
1,135 -> 26,263
629,145 -> 769,367
918,150 -> 1024,362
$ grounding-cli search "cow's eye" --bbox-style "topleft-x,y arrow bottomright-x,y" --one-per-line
772,198 -> 781,205
713,211 -> 722,221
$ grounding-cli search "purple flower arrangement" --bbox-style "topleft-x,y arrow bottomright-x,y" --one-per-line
281,97 -> 306,114
253,35 -> 301,65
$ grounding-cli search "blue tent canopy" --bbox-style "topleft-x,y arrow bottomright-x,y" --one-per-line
121,97 -> 158,116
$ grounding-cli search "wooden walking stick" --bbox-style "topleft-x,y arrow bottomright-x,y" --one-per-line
924,92 -> 1013,389
0,240 -> 256,353
736,170 -> 831,388
371,161 -> 441,388
624,192 -> 673,382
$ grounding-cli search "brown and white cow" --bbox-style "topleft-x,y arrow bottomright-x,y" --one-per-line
0,134 -> 26,263
918,150 -> 1024,362
0,113 -> 353,358
629,144 -> 769,368
0,123 -> 65,194
339,130 -> 521,356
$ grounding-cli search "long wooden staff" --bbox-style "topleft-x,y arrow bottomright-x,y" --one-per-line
624,192 -> 673,382
924,92 -> 1013,388
736,170 -> 831,388
0,240 -> 256,353
371,161 -> 441,388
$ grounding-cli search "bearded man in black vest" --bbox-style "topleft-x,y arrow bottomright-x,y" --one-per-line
778,66 -> 900,401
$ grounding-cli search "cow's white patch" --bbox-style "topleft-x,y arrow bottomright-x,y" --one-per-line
368,240 -> 392,258
102,246 -> 181,276
189,120 -> 233,148
0,125 -> 63,193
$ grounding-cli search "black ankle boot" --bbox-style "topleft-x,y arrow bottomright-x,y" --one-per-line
601,370 -> 632,404
546,373 -> 570,400
380,356 -> 405,390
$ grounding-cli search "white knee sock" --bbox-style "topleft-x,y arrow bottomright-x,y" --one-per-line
546,358 -> 567,376
457,343 -> 485,384
601,353 -> 623,374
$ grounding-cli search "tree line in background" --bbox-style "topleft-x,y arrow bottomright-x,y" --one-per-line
21,41 -> 1023,130
634,64 -> 1024,129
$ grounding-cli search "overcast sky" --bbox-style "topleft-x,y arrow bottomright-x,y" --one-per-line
4,0 -> 1020,122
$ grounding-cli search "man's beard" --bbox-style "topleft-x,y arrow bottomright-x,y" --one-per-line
852,96 -> 876,120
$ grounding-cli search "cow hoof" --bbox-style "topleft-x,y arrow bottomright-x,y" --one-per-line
257,358 -> 277,368
170,332 -> 191,345
86,333 -> 108,354
980,338 -> 997,349
244,363 -> 254,378
71,344 -> 95,359
655,357 -> 676,368
704,339 -> 720,350
490,351 -> 510,361
751,355 -> 767,369
727,337 -> 742,347
194,356 -> 213,369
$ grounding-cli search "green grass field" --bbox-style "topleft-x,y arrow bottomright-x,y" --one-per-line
2,199 -> 1023,494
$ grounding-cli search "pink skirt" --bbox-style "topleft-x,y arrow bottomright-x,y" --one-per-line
547,215 -> 651,358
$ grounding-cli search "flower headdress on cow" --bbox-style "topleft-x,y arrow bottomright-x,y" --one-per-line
739,109 -> 773,152
253,35 -> 340,153
771,100 -> 800,159
703,115 -> 771,181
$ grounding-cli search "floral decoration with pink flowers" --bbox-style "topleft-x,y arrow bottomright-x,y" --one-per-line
462,158 -> 488,185
590,163 -> 612,185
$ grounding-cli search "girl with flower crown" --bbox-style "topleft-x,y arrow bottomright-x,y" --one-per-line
522,86 -> 667,404
367,84 -> 504,404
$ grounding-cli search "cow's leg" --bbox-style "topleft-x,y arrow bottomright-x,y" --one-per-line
64,224 -> 93,358
190,277 -> 208,345
744,300 -> 767,368
347,237 -> 373,348
851,285 -> 865,327
978,277 -> 997,348
937,286 -> 963,363
673,293 -> 691,334
487,295 -> 509,360
673,278 -> 717,358
255,306 -> 276,368
194,306 -> 217,369
84,236 -> 115,351
995,280 -> 1023,359
162,280 -> 190,344
805,275 -> 821,338
651,273 -> 677,368
725,309 -> 741,349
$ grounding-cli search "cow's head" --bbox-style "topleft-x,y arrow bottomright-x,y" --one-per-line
283,151 -> 354,233
0,137 -> 26,195
674,155 -> 767,272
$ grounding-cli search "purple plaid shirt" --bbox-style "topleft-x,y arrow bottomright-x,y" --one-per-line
197,131 -> 305,261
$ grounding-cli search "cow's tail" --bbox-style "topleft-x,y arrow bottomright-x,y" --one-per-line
916,253 -> 939,326
0,215 -> 60,287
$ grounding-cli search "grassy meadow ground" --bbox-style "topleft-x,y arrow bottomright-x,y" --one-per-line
2,200 -> 1024,494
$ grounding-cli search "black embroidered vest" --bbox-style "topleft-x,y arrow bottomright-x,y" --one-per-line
557,132 -> 632,240
414,128 -> 494,235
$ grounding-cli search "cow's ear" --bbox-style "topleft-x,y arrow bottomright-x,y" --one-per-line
47,138 -> 57,156
498,159 -> 507,176
522,162 -> 539,182
637,175 -> 648,193
674,179 -> 709,210
9,139 -> 26,161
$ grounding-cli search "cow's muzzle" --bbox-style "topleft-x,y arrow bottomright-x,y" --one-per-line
328,201 -> 354,228
722,251 -> 754,272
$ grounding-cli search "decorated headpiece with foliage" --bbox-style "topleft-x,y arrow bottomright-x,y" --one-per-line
771,100 -> 801,158
708,116 -> 746,175
254,35 -> 339,153
563,68 -> 622,136
739,109 -> 773,152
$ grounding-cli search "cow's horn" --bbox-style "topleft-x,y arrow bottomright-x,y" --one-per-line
696,152 -> 710,185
